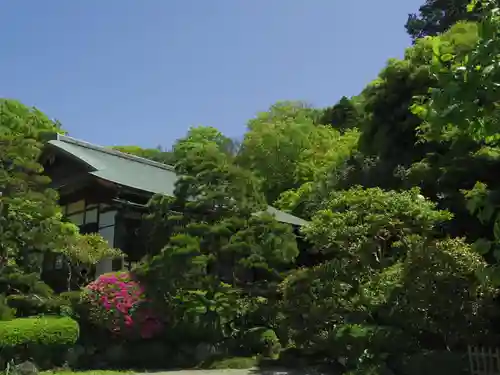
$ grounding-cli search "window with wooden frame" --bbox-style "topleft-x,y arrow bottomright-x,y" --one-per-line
60,199 -> 120,270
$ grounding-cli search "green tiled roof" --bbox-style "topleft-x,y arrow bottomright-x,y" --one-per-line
46,134 -> 308,226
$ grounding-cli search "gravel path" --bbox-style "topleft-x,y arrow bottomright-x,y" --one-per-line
138,369 -> 330,375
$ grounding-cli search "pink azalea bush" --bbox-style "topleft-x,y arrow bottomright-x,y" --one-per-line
81,271 -> 163,339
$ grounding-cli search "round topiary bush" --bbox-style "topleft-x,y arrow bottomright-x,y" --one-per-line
81,271 -> 162,339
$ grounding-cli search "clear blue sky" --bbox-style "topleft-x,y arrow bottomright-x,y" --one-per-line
1,0 -> 423,149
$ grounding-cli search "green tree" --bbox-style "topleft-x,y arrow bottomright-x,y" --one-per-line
343,22 -> 478,194
0,99 -> 63,138
412,4 -> 498,143
237,102 -> 354,205
0,135 -> 73,273
138,126 -> 299,346
111,145 -> 175,165
61,233 -> 122,291
405,0 -> 483,41
281,187 -> 452,344
303,187 -> 452,274
371,236 -> 496,348
318,96 -> 363,132
274,129 -> 359,218
280,187 -> 492,368
0,100 -> 120,292
409,3 -> 500,261
0,99 -> 67,273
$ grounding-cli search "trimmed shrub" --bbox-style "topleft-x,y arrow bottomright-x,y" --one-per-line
244,327 -> 281,359
58,291 -> 85,318
81,271 -> 162,339
6,294 -> 63,317
0,294 -> 16,321
59,290 -> 82,305
0,271 -> 54,297
0,316 -> 79,368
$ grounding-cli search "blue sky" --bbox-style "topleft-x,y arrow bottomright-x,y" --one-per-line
1,1 -> 423,149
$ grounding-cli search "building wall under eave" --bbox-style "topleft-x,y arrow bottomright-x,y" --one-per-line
61,199 -> 121,277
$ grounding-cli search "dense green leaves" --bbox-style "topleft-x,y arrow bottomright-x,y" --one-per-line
406,0 -> 483,40
0,99 -> 119,299
111,145 -> 175,165
128,9 -> 500,359
304,187 -> 452,267
380,237 -> 495,347
0,99 -> 63,138
6,0 -> 500,368
318,96 -> 362,132
0,316 -> 79,347
0,129 -> 72,273
237,102 -> 351,204
413,11 -> 500,142
137,125 -> 298,346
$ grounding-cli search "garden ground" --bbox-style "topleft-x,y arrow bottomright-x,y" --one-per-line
138,370 -> 328,375
42,370 -> 333,375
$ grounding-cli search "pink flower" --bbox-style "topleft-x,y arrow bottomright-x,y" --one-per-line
84,271 -> 162,338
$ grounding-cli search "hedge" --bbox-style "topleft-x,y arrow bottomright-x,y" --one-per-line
0,316 -> 79,368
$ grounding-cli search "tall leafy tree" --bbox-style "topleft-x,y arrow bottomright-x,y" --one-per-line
410,2 -> 500,280
281,186 -> 493,369
237,102 -> 352,204
0,99 -> 63,138
275,129 -> 359,219
0,99 -> 66,273
334,21 -> 478,196
0,135 -> 67,272
405,0 -> 480,40
0,100 -> 120,290
139,126 -> 298,344
318,96 -> 363,132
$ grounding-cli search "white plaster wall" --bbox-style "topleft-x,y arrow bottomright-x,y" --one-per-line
95,257 -> 113,276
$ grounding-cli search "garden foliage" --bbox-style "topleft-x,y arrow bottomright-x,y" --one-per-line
0,316 -> 79,368
4,0 -> 500,373
81,272 -> 162,339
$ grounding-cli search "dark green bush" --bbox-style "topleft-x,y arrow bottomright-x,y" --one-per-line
59,291 -> 82,305
244,327 -> 281,359
6,294 -> 63,317
0,271 -> 54,297
327,324 -> 416,369
58,291 -> 84,319
0,316 -> 79,369
0,294 -> 16,321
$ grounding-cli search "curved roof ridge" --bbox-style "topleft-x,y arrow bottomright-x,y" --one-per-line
56,134 -> 175,172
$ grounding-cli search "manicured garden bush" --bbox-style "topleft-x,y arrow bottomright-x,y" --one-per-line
0,316 -> 79,368
0,294 -> 16,320
58,291 -> 85,318
244,327 -> 281,359
81,271 -> 162,339
0,271 -> 55,297
59,290 -> 83,304
6,294 -> 64,317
